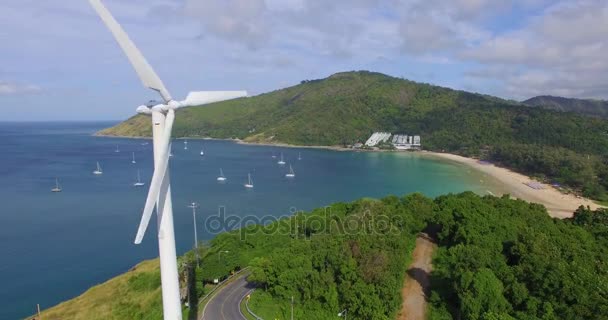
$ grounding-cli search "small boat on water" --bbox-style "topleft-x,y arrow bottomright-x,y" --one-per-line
131,152 -> 136,164
298,152 -> 302,161
277,153 -> 286,165
217,168 -> 227,182
133,170 -> 145,187
244,173 -> 254,188
184,140 -> 188,150
114,145 -> 120,153
200,145 -> 205,156
93,161 -> 103,175
51,178 -> 62,192
285,164 -> 295,178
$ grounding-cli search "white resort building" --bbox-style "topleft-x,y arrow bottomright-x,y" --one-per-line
364,132 -> 422,150
365,132 -> 392,147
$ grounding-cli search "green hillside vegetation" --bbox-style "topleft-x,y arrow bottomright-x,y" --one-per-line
99,71 -> 608,201
523,95 -> 608,119
37,193 -> 608,320
427,193 -> 608,320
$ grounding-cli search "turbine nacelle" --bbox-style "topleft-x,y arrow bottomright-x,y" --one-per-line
136,105 -> 152,114
135,91 -> 248,114
136,101 -> 181,114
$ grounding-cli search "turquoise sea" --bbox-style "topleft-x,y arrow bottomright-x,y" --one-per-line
0,122 -> 489,319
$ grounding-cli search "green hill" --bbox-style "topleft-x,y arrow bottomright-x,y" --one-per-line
100,71 -> 608,200
523,95 -> 608,119
99,71 -> 521,145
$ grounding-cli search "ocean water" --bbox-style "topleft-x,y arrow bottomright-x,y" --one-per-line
0,122 -> 487,319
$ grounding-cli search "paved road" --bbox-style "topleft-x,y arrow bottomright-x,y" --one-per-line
201,274 -> 254,320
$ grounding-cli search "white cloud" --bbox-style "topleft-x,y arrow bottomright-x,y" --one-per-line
463,0 -> 608,99
0,82 -> 41,95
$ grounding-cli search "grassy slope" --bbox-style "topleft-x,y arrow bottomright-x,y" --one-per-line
32,259 -> 163,320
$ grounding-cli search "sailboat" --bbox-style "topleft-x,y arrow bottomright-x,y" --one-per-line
244,173 -> 254,188
217,168 -> 227,182
93,161 -> 103,175
285,164 -> 295,178
298,152 -> 302,161
271,152 -> 276,159
133,170 -> 145,187
114,145 -> 120,153
277,153 -> 286,165
200,145 -> 205,156
184,140 -> 188,150
51,178 -> 62,192
131,152 -> 136,164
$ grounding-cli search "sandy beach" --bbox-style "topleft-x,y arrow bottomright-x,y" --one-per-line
422,152 -> 603,218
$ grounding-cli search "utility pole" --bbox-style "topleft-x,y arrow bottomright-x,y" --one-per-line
187,202 -> 199,266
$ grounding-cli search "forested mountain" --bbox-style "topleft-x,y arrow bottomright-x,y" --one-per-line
523,95 -> 608,119
100,71 -> 608,200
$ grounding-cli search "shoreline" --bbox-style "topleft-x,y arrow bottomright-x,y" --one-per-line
421,152 -> 603,218
96,133 -> 603,218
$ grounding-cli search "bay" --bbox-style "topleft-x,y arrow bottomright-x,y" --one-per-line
0,122 -> 488,319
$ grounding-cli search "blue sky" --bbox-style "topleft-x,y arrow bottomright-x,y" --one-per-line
2,0 -> 607,121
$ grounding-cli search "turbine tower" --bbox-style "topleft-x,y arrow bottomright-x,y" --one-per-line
88,1 -> 247,319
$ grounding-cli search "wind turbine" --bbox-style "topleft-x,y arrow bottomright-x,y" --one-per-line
88,1 -> 247,319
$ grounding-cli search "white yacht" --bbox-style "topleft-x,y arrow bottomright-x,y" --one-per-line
217,168 -> 227,182
93,162 -> 103,175
285,164 -> 295,178
133,170 -> 145,187
244,173 -> 254,188
277,153 -> 286,165
51,178 -> 62,192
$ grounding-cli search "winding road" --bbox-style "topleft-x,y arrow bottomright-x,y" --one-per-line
201,275 -> 254,320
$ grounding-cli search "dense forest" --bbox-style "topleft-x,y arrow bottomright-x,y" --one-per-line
100,71 -> 608,201
427,193 -> 608,320
217,193 -> 608,319
37,193 -> 608,319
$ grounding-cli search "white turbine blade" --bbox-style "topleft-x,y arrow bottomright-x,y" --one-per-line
89,0 -> 172,102
180,91 -> 247,107
134,111 -> 175,244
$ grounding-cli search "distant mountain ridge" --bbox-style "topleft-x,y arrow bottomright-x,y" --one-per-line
523,95 -> 608,118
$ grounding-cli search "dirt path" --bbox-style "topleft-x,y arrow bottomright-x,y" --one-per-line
398,233 -> 437,320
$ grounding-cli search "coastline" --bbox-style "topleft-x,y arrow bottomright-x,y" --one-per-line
421,151 -> 603,218
95,133 -> 603,218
